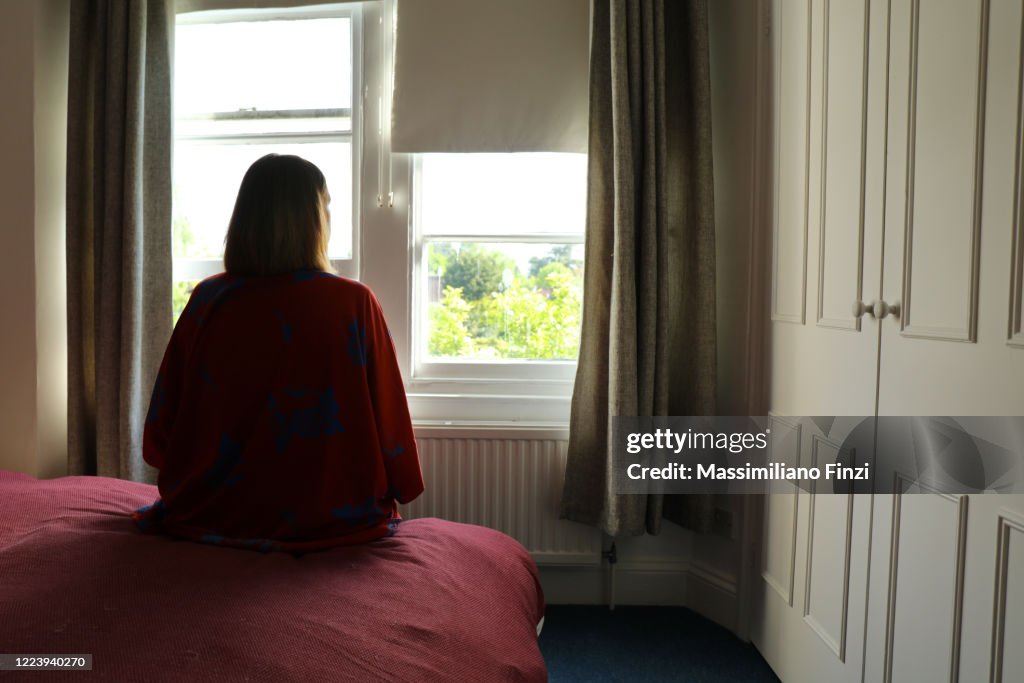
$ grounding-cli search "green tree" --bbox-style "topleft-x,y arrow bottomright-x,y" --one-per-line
538,266 -> 583,359
172,280 -> 196,324
443,244 -> 515,301
528,244 -> 580,277
427,241 -> 455,277
428,244 -> 584,360
172,214 -> 199,324
535,261 -> 573,291
428,286 -> 473,357
468,266 -> 582,360
173,214 -> 197,259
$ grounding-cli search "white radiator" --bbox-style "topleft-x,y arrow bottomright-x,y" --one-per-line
401,430 -> 602,565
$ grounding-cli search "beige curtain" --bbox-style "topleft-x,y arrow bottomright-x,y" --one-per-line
66,0 -> 173,482
561,0 -> 717,536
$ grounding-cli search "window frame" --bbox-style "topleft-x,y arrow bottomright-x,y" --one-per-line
171,0 -> 582,425
171,3 -> 363,283
356,2 -> 580,424
408,155 -> 584,384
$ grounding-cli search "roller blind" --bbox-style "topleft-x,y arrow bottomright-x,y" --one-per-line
391,0 -> 590,153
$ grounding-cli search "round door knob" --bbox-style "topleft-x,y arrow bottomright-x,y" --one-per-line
872,300 -> 901,319
852,300 -> 873,318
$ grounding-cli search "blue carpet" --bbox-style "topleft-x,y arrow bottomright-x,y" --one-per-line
539,606 -> 780,682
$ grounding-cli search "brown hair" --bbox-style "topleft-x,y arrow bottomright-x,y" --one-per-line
223,154 -> 332,275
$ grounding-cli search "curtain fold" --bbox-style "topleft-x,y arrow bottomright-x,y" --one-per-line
561,0 -> 717,537
66,0 -> 173,482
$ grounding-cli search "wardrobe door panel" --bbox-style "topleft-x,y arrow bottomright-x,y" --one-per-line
755,0 -> 887,680
867,0 -> 1024,681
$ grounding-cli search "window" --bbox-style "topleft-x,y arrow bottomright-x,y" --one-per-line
171,2 -> 587,424
412,153 -> 587,376
171,5 -> 361,319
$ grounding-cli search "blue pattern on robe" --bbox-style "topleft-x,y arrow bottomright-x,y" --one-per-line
197,534 -> 276,552
133,500 -> 167,531
267,388 -> 345,453
185,277 -> 245,322
205,433 -> 244,487
332,496 -> 384,527
293,270 -> 336,283
347,322 -> 368,367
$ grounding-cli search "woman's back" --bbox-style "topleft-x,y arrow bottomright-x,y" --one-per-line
135,271 -> 423,552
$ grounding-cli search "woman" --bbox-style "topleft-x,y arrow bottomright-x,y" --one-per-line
133,154 -> 424,553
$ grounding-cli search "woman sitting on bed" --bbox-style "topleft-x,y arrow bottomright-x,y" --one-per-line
133,154 -> 424,553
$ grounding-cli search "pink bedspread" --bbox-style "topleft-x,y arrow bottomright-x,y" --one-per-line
0,471 -> 547,682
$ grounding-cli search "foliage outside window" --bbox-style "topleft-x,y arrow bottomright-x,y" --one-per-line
426,243 -> 583,360
416,153 -> 587,364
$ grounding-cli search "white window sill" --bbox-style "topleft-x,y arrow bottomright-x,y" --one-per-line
407,390 -> 571,427
412,420 -> 570,441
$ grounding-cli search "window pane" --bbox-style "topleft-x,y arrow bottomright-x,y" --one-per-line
173,141 -> 353,261
424,241 -> 583,360
419,154 -> 587,236
175,18 -> 352,115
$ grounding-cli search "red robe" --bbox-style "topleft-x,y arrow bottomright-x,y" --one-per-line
133,270 -> 424,552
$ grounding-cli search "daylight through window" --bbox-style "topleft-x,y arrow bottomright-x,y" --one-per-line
414,153 -> 587,364
171,9 -> 358,320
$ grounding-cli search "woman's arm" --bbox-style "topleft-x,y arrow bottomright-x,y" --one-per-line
142,278 -> 215,470
364,289 -> 425,504
143,322 -> 187,471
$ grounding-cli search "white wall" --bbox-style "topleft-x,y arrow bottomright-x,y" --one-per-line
0,1 -> 42,476
0,0 -> 69,477
697,0 -> 765,635
34,0 -> 70,479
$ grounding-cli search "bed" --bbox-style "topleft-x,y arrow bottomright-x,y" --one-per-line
0,470 -> 547,682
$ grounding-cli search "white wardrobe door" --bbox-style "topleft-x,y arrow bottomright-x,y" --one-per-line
754,0 -> 888,680
866,0 -> 1024,680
